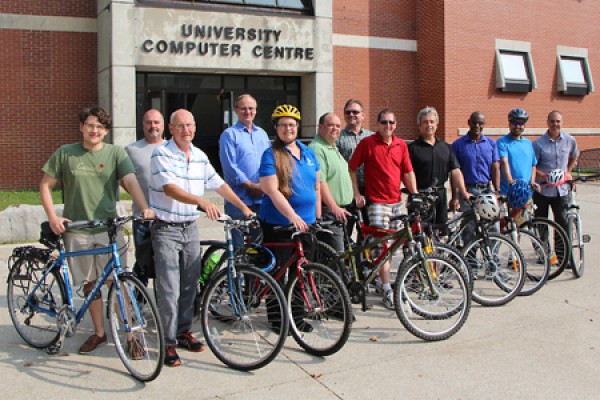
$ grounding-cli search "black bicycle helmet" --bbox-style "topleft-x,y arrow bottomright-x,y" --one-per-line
508,108 -> 529,122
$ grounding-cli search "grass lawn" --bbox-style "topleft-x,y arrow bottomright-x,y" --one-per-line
0,190 -> 131,212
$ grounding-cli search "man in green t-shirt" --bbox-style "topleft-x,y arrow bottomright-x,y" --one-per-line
40,106 -> 154,354
309,112 -> 352,252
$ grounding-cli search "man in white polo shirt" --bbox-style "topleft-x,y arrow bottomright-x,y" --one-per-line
149,109 -> 252,367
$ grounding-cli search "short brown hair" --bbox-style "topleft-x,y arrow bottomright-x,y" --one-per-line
79,106 -> 112,129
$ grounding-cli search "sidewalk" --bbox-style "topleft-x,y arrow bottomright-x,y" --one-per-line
1,184 -> 600,399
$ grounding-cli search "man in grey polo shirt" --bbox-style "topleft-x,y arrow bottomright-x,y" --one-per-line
125,109 -> 165,286
533,110 -> 579,231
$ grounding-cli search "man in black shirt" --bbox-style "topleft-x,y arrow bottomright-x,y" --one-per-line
408,106 -> 469,230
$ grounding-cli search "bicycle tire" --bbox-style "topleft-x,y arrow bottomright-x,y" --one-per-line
7,260 -> 65,349
286,262 -> 352,357
201,264 -> 288,371
108,275 -> 165,382
515,229 -> 549,296
394,254 -> 471,341
521,218 -> 570,281
568,215 -> 585,278
430,243 -> 474,292
462,232 -> 525,306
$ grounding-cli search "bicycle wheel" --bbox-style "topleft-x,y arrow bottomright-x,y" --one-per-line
568,215 -> 585,278
516,229 -> 549,296
431,243 -> 473,292
108,275 -> 164,382
394,254 -> 471,341
521,218 -> 569,281
286,262 -> 352,357
201,264 -> 288,371
463,232 -> 525,306
7,260 -> 65,349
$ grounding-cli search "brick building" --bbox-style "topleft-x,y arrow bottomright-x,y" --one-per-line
1,0 -> 598,189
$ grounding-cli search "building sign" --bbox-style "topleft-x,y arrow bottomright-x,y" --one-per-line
135,8 -> 323,70
141,24 -> 314,60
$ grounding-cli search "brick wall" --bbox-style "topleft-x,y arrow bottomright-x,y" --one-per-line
0,1 -> 95,17
0,30 -> 97,190
442,0 -> 600,149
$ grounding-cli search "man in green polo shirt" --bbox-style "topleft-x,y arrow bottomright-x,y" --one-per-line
309,112 -> 352,252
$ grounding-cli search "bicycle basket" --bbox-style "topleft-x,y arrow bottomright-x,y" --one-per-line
40,221 -> 59,250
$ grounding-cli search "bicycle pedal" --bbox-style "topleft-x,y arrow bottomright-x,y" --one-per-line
46,341 -> 62,355
583,234 -> 591,243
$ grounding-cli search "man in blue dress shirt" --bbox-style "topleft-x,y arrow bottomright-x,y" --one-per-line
219,94 -> 271,246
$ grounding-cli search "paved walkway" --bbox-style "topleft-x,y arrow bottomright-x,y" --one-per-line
1,185 -> 600,399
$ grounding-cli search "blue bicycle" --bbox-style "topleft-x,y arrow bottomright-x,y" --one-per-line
6,216 -> 164,381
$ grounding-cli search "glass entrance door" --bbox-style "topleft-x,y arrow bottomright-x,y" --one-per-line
136,72 -> 300,175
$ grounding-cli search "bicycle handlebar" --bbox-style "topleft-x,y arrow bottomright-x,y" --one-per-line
64,215 -> 151,231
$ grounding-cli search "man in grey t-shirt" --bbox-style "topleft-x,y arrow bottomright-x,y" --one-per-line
125,109 -> 165,286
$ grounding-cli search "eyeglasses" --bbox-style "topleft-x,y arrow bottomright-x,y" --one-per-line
379,120 -> 396,125
277,123 -> 298,129
510,120 -> 526,126
84,123 -> 106,130
172,123 -> 196,130
344,110 -> 362,115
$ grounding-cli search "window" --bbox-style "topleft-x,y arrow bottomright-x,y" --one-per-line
138,0 -> 313,14
557,46 -> 594,96
495,39 -> 536,93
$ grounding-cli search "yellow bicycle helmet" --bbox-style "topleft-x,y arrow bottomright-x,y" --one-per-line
272,104 -> 301,124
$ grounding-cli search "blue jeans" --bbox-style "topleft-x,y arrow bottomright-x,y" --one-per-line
224,202 -> 261,248
151,220 -> 201,346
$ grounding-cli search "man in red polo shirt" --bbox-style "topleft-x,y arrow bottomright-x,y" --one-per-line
349,108 -> 417,309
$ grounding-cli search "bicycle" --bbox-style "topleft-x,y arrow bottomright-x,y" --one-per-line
198,214 -> 289,371
7,216 -> 164,382
553,176 -> 593,278
318,199 -> 471,341
434,195 -> 526,307
497,196 -> 550,296
261,224 -> 352,356
200,219 -> 353,356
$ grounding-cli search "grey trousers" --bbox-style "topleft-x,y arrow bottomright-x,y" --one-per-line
151,220 -> 201,346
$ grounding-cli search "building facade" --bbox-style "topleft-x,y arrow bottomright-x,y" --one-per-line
1,0 -> 598,189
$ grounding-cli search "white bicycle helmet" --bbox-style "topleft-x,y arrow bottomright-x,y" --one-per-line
547,169 -> 564,186
473,193 -> 500,221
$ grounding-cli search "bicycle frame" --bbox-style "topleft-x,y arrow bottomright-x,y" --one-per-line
262,232 -> 323,313
28,222 -> 139,347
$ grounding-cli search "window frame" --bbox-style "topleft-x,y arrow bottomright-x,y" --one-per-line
556,46 -> 594,96
136,0 -> 314,15
495,39 -> 537,93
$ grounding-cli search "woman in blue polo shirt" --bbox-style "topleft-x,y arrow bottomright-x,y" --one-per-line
259,104 -> 321,230
259,104 -> 320,332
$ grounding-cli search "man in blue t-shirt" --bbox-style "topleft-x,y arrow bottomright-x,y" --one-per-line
497,108 -> 539,195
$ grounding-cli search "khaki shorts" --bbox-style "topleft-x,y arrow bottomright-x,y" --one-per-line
64,230 -> 127,285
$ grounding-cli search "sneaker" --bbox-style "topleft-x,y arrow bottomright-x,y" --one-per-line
165,345 -> 181,367
382,289 -> 394,310
79,334 -> 107,354
128,335 -> 145,360
176,331 -> 206,352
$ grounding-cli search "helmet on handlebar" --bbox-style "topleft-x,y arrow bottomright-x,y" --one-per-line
547,169 -> 565,186
473,193 -> 500,221
507,179 -> 532,209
